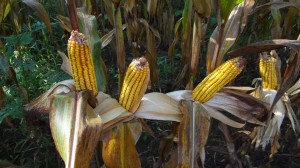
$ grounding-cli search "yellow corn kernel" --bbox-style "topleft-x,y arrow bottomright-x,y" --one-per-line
192,57 -> 245,103
119,57 -> 150,112
68,31 -> 98,95
259,55 -> 278,90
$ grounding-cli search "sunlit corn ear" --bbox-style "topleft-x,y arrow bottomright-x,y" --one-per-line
119,57 -> 150,112
259,53 -> 278,90
68,31 -> 98,95
192,57 -> 246,103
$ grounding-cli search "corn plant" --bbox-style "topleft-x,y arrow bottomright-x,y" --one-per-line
6,0 -> 300,167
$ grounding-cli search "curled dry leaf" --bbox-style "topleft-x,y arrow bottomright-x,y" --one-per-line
135,92 -> 183,122
94,92 -> 133,130
166,90 -> 193,102
206,89 -> 268,124
24,80 -> 75,114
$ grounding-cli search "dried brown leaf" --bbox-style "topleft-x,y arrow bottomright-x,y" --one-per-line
177,100 -> 200,168
50,91 -> 102,168
252,1 -> 300,14
206,89 -> 268,124
24,80 -> 75,114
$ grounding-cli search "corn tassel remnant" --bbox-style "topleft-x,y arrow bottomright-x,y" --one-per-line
192,57 -> 246,103
119,57 -> 150,111
68,31 -> 98,95
259,55 -> 278,90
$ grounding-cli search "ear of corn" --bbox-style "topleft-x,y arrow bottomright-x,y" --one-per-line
259,55 -> 278,90
192,57 -> 245,103
119,57 -> 150,112
68,31 -> 98,95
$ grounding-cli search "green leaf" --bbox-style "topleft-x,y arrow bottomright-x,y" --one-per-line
0,0 -> 11,23
19,32 -> 33,46
220,0 -> 243,23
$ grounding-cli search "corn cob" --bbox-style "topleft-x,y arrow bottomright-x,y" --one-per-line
259,55 -> 278,90
68,31 -> 98,95
192,57 -> 245,103
119,57 -> 150,112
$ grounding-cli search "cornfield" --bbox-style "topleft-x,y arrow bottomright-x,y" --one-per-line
1,0 -> 300,167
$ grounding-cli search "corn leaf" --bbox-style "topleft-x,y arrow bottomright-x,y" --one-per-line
0,0 -> 11,23
157,0 -> 174,48
147,0 -> 157,20
134,92 -> 182,122
103,0 -> 114,25
168,17 -> 182,67
102,121 -> 142,168
114,6 -> 126,90
205,89 -> 267,125
50,91 -> 102,168
202,103 -> 245,128
22,0 -> 52,35
218,0 -> 255,63
282,1 -> 300,38
100,24 -> 127,49
176,100 -> 201,167
228,40 -> 300,112
166,90 -> 193,102
193,0 -> 212,18
287,78 -> 300,95
57,15 -> 72,32
205,27 -> 219,74
251,1 -> 300,38
177,0 -> 193,87
252,89 -> 286,150
284,97 -> 300,133
24,80 -> 75,114
57,51 -> 72,77
77,8 -> 108,92
177,100 -> 211,167
190,14 -> 202,75
206,0 -> 254,73
140,18 -> 161,90
219,0 -> 243,23
270,0 -> 282,39
252,1 -> 300,13
94,92 -> 133,130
